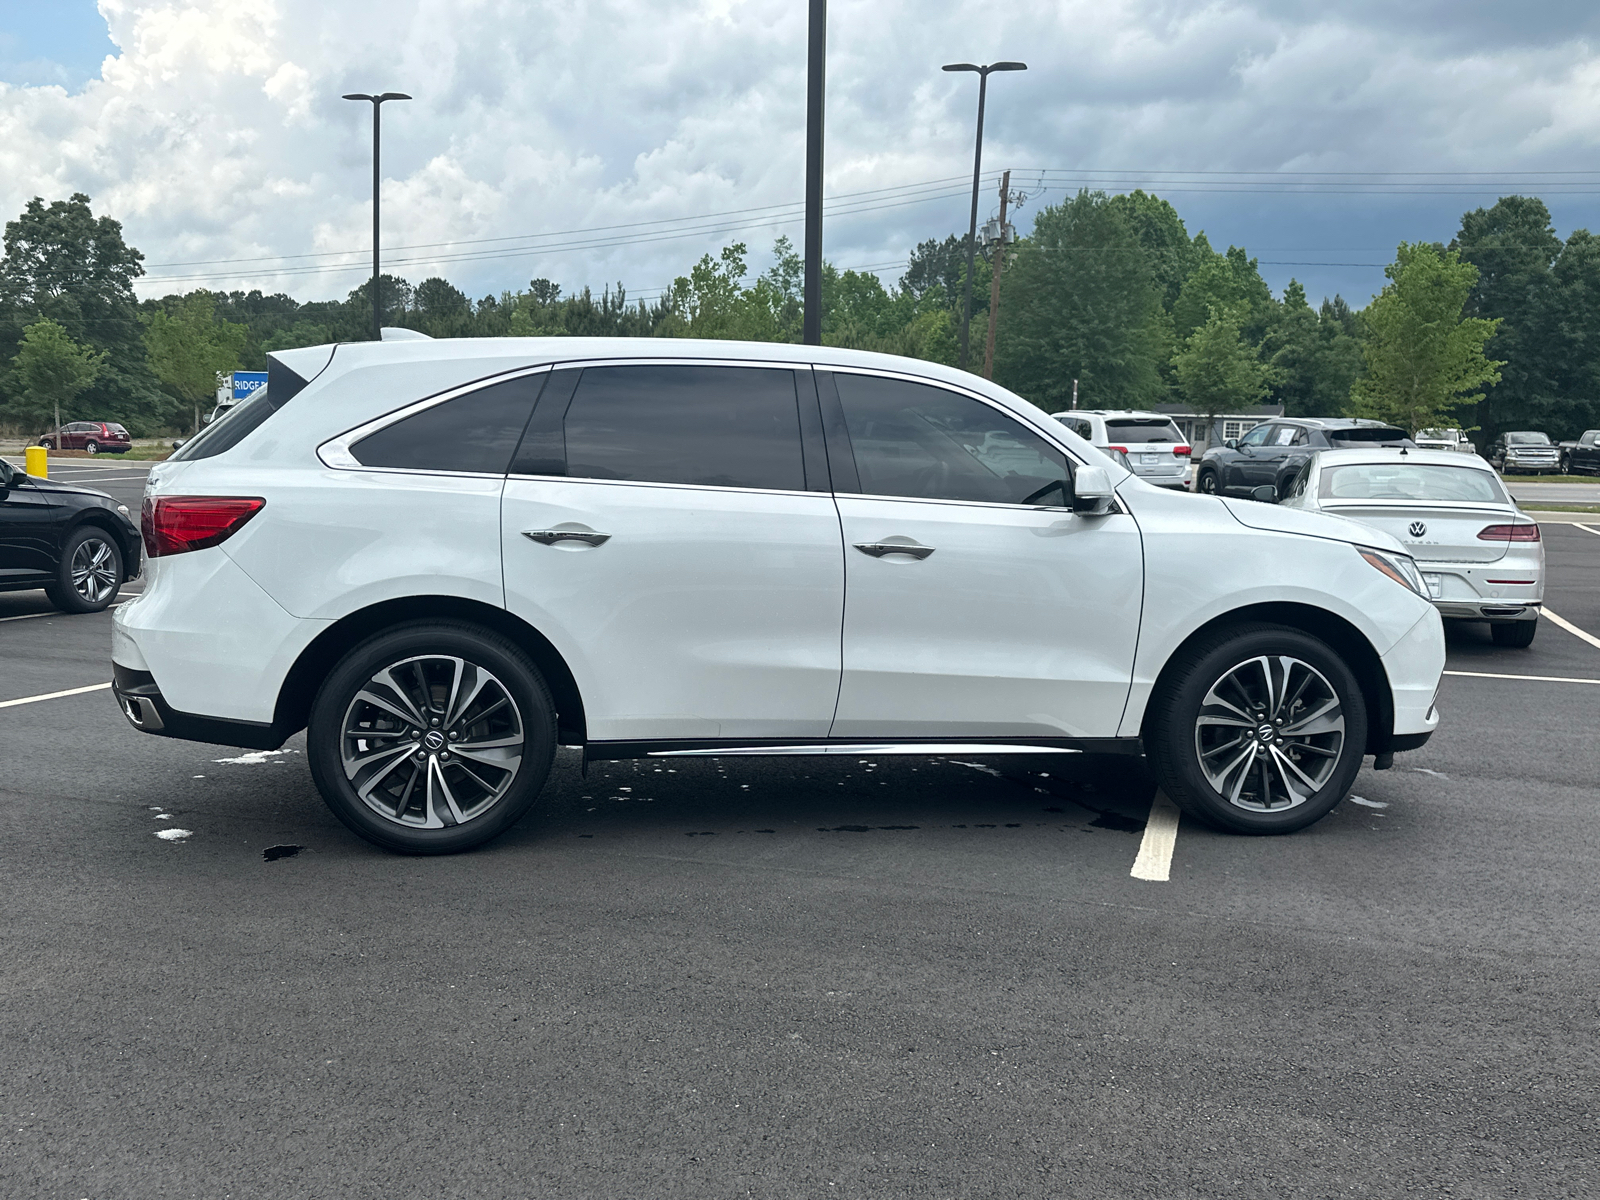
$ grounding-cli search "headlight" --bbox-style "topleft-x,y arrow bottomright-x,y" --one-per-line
1358,545 -> 1426,597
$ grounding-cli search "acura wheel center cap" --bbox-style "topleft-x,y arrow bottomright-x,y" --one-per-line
1258,725 -> 1275,742
423,730 -> 446,751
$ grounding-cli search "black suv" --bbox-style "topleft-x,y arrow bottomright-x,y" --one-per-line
1194,419 -> 1413,499
0,458 -> 142,612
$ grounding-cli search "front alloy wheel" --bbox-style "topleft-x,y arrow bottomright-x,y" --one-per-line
1194,655 -> 1344,812
47,526 -> 123,613
1148,623 -> 1368,833
308,621 -> 557,854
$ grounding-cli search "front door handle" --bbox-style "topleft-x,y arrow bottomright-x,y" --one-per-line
854,542 -> 934,560
523,529 -> 611,547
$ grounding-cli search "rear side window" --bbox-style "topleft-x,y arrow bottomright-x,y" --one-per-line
1054,415 -> 1092,439
833,374 -> 1070,505
561,365 -> 806,491
169,386 -> 278,462
1104,418 -> 1181,444
353,373 -> 546,474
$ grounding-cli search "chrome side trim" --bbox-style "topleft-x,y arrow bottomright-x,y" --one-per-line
648,743 -> 1085,758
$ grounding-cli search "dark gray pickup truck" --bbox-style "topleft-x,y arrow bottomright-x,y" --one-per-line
1560,430 -> 1600,475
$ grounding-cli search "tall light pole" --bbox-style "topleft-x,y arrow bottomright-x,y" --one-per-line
942,61 -> 1025,371
803,0 -> 826,345
342,90 -> 412,339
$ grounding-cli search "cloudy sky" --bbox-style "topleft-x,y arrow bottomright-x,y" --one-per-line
2,0 -> 1599,309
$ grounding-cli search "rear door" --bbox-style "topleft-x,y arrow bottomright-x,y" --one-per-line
823,370 -> 1142,739
500,362 -> 844,743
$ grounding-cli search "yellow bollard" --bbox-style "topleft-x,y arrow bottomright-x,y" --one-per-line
24,445 -> 47,478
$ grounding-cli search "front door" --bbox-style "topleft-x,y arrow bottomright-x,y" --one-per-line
822,371 -> 1143,740
501,363 -> 845,743
0,475 -> 60,586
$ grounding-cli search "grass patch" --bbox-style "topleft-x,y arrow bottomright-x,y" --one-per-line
1522,503 -> 1600,513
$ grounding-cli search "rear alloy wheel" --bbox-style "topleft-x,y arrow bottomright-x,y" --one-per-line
1148,623 -> 1368,833
1491,620 -> 1537,648
1196,469 -> 1219,495
85,440 -> 99,455
47,526 -> 124,613
307,621 -> 557,854
40,438 -> 54,451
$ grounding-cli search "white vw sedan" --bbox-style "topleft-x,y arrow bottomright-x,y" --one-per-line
1278,448 -> 1544,647
113,339 -> 1443,853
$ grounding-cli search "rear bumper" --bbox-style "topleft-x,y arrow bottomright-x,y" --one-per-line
113,663 -> 289,750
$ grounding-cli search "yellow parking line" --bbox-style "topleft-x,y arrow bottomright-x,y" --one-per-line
1444,669 -> 1600,685
0,682 -> 112,709
1543,606 -> 1600,652
1131,791 -> 1181,881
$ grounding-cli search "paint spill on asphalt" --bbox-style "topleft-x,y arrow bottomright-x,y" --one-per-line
1349,795 -> 1389,809
213,749 -> 299,765
155,828 -> 192,841
1410,767 -> 1448,778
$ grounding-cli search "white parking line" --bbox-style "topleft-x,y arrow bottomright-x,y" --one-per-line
1444,669 -> 1600,685
1542,606 -> 1600,652
1131,791 -> 1181,881
0,682 -> 112,709
1573,523 -> 1600,536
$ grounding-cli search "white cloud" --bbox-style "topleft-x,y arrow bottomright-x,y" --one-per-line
0,0 -> 1597,307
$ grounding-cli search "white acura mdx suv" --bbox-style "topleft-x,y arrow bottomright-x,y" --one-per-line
113,338 -> 1443,853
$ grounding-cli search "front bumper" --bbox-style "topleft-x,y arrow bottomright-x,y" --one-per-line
1381,607 -> 1446,740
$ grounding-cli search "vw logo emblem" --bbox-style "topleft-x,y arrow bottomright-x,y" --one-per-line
1408,521 -> 1427,538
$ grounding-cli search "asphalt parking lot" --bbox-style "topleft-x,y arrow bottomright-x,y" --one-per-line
4,461 -> 1599,1198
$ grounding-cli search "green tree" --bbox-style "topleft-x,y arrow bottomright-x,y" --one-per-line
1172,239 -> 1273,343
1105,190 -> 1199,312
1352,243 -> 1503,433
1259,280 -> 1364,417
10,318 -> 106,435
994,190 -> 1166,410
143,292 -> 249,432
0,193 -> 169,430
1172,305 -> 1272,436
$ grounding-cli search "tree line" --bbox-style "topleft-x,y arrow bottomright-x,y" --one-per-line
1,190 -> 1595,444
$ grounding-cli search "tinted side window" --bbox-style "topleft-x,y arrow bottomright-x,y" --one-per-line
834,374 -> 1070,505
563,365 -> 805,491
353,373 -> 545,474
1239,424 -> 1272,446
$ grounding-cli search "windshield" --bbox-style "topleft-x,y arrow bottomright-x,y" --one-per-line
1105,419 -> 1182,443
1505,432 -> 1551,445
1319,463 -> 1508,504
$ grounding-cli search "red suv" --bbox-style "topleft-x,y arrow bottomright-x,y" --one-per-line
38,421 -> 133,454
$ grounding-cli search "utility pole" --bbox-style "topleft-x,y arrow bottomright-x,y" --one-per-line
1071,378 -> 1079,410
802,0 -> 826,345
342,91 -> 411,341
981,170 -> 1011,381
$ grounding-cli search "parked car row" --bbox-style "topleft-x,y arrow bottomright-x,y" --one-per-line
0,457 -> 142,612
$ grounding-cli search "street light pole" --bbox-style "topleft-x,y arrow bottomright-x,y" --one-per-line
941,61 -> 1025,372
342,91 -> 411,342
803,0 -> 826,346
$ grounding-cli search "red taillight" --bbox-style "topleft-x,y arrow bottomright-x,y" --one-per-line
101,423 -> 110,436
1477,524 -> 1541,542
141,496 -> 265,558
1173,444 -> 1191,456
1106,444 -> 1128,454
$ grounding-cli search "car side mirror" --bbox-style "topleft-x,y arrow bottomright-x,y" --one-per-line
1250,484 -> 1279,504
1071,464 -> 1116,515
0,460 -> 12,487
1224,438 -> 1239,450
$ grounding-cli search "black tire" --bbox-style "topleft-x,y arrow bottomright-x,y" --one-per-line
39,438 -> 54,451
47,525 -> 124,613
1491,620 -> 1537,648
1146,623 -> 1369,834
1196,469 -> 1220,495
307,620 -> 557,854
85,440 -> 99,455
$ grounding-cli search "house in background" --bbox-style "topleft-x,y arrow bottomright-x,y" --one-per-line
1150,403 -> 1284,453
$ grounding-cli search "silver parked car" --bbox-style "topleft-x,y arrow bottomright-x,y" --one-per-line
1050,410 -> 1190,489
1279,448 -> 1544,646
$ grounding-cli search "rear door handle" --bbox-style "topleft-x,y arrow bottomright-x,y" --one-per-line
523,529 -> 611,547
854,542 -> 934,560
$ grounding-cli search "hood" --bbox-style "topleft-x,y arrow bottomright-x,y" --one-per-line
17,476 -> 119,504
1221,497 -> 1406,554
